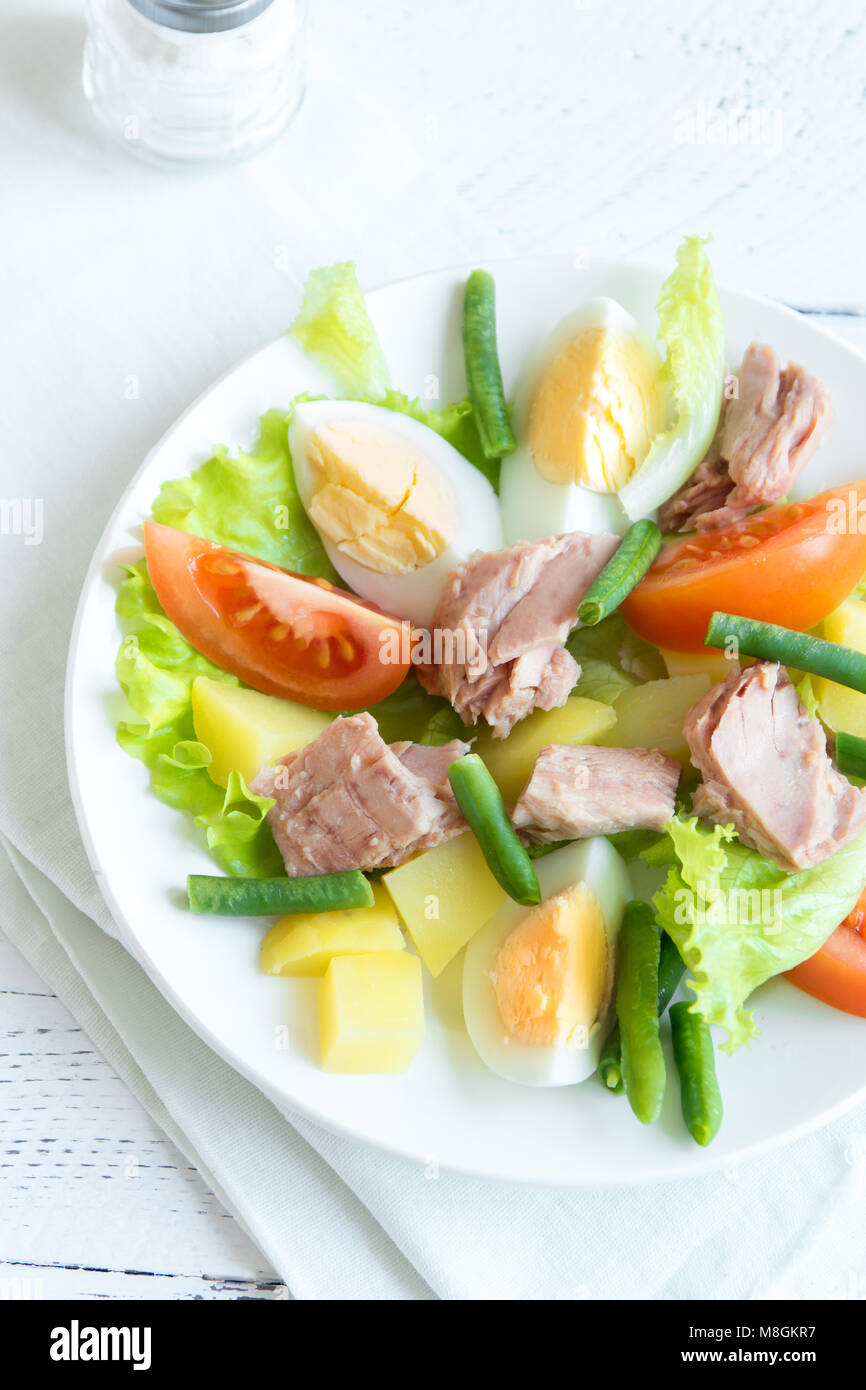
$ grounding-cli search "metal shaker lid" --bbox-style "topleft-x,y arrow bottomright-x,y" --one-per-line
127,0 -> 277,33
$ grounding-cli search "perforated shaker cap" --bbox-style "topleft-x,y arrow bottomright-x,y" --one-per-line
128,0 -> 276,33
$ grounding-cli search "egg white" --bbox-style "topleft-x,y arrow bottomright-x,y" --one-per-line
499,297 -> 665,544
289,399 -> 503,628
462,837 -> 631,1087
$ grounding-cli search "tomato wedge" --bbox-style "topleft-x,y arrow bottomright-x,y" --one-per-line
785,889 -> 866,1019
621,484 -> 866,652
143,522 -> 412,710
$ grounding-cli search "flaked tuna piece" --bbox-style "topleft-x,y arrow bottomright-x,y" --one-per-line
512,744 -> 681,843
660,342 -> 832,533
684,662 -> 866,871
417,532 -> 619,738
251,712 -> 469,876
657,448 -> 731,534
390,739 -> 463,793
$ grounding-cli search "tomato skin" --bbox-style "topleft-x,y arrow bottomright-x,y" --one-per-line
143,522 -> 412,710
786,887 -> 866,1018
621,484 -> 866,653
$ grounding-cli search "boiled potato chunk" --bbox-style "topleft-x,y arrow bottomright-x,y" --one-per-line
192,675 -> 332,787
474,696 -> 616,804
319,951 -> 425,1073
260,883 -> 404,977
824,598 -> 866,650
601,673 -> 711,764
815,599 -> 866,733
660,647 -> 731,684
383,832 -> 506,977
816,680 -> 866,734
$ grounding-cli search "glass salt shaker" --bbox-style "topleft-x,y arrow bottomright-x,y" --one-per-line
83,0 -> 307,167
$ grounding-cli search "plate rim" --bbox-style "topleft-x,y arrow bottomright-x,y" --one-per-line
64,252 -> 866,1186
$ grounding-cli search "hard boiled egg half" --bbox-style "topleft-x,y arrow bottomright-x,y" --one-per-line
289,400 -> 503,628
463,837 -> 630,1086
500,298 -> 668,542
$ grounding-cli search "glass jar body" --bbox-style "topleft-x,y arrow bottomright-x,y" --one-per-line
83,0 -> 307,167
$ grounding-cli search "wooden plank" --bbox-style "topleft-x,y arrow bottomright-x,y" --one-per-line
0,987 -> 279,1292
0,1261 -> 287,1302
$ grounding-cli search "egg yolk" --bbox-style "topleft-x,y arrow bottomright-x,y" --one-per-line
528,327 -> 664,492
491,882 -> 610,1047
303,420 -> 458,575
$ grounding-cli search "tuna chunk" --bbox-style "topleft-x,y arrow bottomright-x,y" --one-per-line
658,451 -> 732,533
511,744 -> 681,843
684,662 -> 866,871
660,342 -> 832,533
251,713 -> 469,876
417,532 -> 619,738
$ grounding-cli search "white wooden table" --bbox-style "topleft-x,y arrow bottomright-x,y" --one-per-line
3,0 -> 866,1299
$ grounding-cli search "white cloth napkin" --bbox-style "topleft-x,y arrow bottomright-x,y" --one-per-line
3,1 -> 866,1300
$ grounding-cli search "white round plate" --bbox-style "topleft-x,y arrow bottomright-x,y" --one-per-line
66,256 -> 866,1185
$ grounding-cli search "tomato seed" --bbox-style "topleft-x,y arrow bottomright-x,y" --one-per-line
234,603 -> 263,625
201,555 -> 241,576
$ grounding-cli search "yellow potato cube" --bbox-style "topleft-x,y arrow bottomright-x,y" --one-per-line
474,696 -> 617,804
660,647 -> 731,685
824,597 -> 866,651
816,678 -> 866,735
260,883 -> 405,977
319,952 -> 425,1074
192,676 -> 332,787
383,832 -> 506,977
815,599 -> 866,734
601,673 -> 711,764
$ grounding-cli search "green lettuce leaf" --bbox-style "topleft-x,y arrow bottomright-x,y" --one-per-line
566,613 -> 666,705
347,674 -> 454,745
417,704 -> 470,747
795,673 -> 821,721
570,656 -> 637,706
619,236 -> 725,519
607,827 -> 666,862
202,769 -> 284,879
290,261 -> 392,402
647,814 -> 866,1050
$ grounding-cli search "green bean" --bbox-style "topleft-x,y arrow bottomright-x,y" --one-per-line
599,931 -> 684,1094
462,270 -> 517,462
447,754 -> 540,906
669,1000 -> 723,1146
187,872 -> 374,917
656,931 -> 687,1014
616,901 -> 667,1125
705,611 -> 866,693
577,521 -> 662,626
835,730 -> 866,781
597,1025 -> 626,1093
